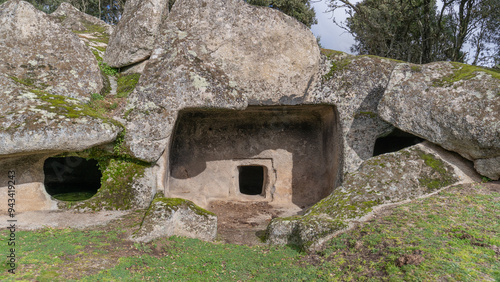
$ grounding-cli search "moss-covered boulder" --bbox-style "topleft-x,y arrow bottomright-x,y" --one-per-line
131,196 -> 217,242
379,62 -> 500,180
0,1 -> 120,156
58,157 -> 156,211
104,0 -> 168,69
0,82 -> 121,156
49,2 -> 113,60
310,51 -> 399,173
266,142 -> 462,251
0,0 -> 103,99
49,2 -> 113,40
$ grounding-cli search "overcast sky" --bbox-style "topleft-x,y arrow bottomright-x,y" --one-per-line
310,1 -> 359,53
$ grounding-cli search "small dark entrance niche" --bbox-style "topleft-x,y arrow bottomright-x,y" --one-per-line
238,166 -> 264,196
43,157 -> 102,201
373,128 -> 424,156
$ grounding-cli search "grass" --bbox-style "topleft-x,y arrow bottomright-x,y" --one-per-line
1,183 -> 498,280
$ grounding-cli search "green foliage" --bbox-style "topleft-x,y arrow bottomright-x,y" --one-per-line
328,0 -> 500,66
98,61 -> 118,76
481,176 -> 492,183
246,0 -> 317,28
90,92 -> 104,101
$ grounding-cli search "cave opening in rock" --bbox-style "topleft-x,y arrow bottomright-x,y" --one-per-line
43,157 -> 102,201
167,105 -> 343,207
238,166 -> 265,196
373,128 -> 424,156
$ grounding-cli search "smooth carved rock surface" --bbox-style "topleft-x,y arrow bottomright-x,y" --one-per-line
0,155 -> 57,213
104,0 -> 168,68
0,0 -> 103,99
131,197 -> 217,242
124,0 -> 321,162
378,62 -> 500,179
0,1 -> 120,156
266,142 -> 462,249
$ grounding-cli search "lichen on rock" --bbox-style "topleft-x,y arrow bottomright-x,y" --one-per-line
123,0 -> 321,162
266,143 -> 461,251
378,61 -> 500,179
131,194 -> 217,242
104,0 -> 168,68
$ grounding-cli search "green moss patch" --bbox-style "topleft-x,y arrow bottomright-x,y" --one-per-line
63,157 -> 149,211
320,48 -> 346,57
72,21 -> 110,44
146,196 -> 216,219
354,111 -> 379,119
323,55 -> 352,81
31,90 -> 120,126
417,151 -> 455,190
116,73 -> 141,98
433,62 -> 500,87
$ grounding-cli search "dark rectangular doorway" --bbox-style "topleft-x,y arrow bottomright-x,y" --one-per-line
239,166 -> 264,195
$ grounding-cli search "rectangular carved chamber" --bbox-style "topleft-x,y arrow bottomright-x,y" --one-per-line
167,105 -> 343,208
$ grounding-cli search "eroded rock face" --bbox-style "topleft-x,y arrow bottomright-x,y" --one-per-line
379,62 -> 500,180
309,52 -> 398,173
50,2 -> 113,36
124,0 -> 321,162
266,142 -> 463,250
0,0 -> 103,98
131,197 -> 217,242
0,0 -> 120,156
104,0 -> 168,68
49,2 -> 113,60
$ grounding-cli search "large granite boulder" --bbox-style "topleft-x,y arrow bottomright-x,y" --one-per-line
309,51 -> 398,172
124,0 -> 321,162
0,0 -> 120,156
0,0 -> 103,98
104,0 -> 169,68
131,196 -> 217,242
266,142 -> 464,251
379,62 -> 500,180
49,2 -> 113,58
50,2 -> 113,36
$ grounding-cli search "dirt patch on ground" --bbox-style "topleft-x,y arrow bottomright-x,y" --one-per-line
0,210 -> 128,230
483,180 -> 500,193
207,200 -> 303,246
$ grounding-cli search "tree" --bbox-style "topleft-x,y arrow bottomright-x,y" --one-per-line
246,0 -> 317,28
327,0 -> 500,66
